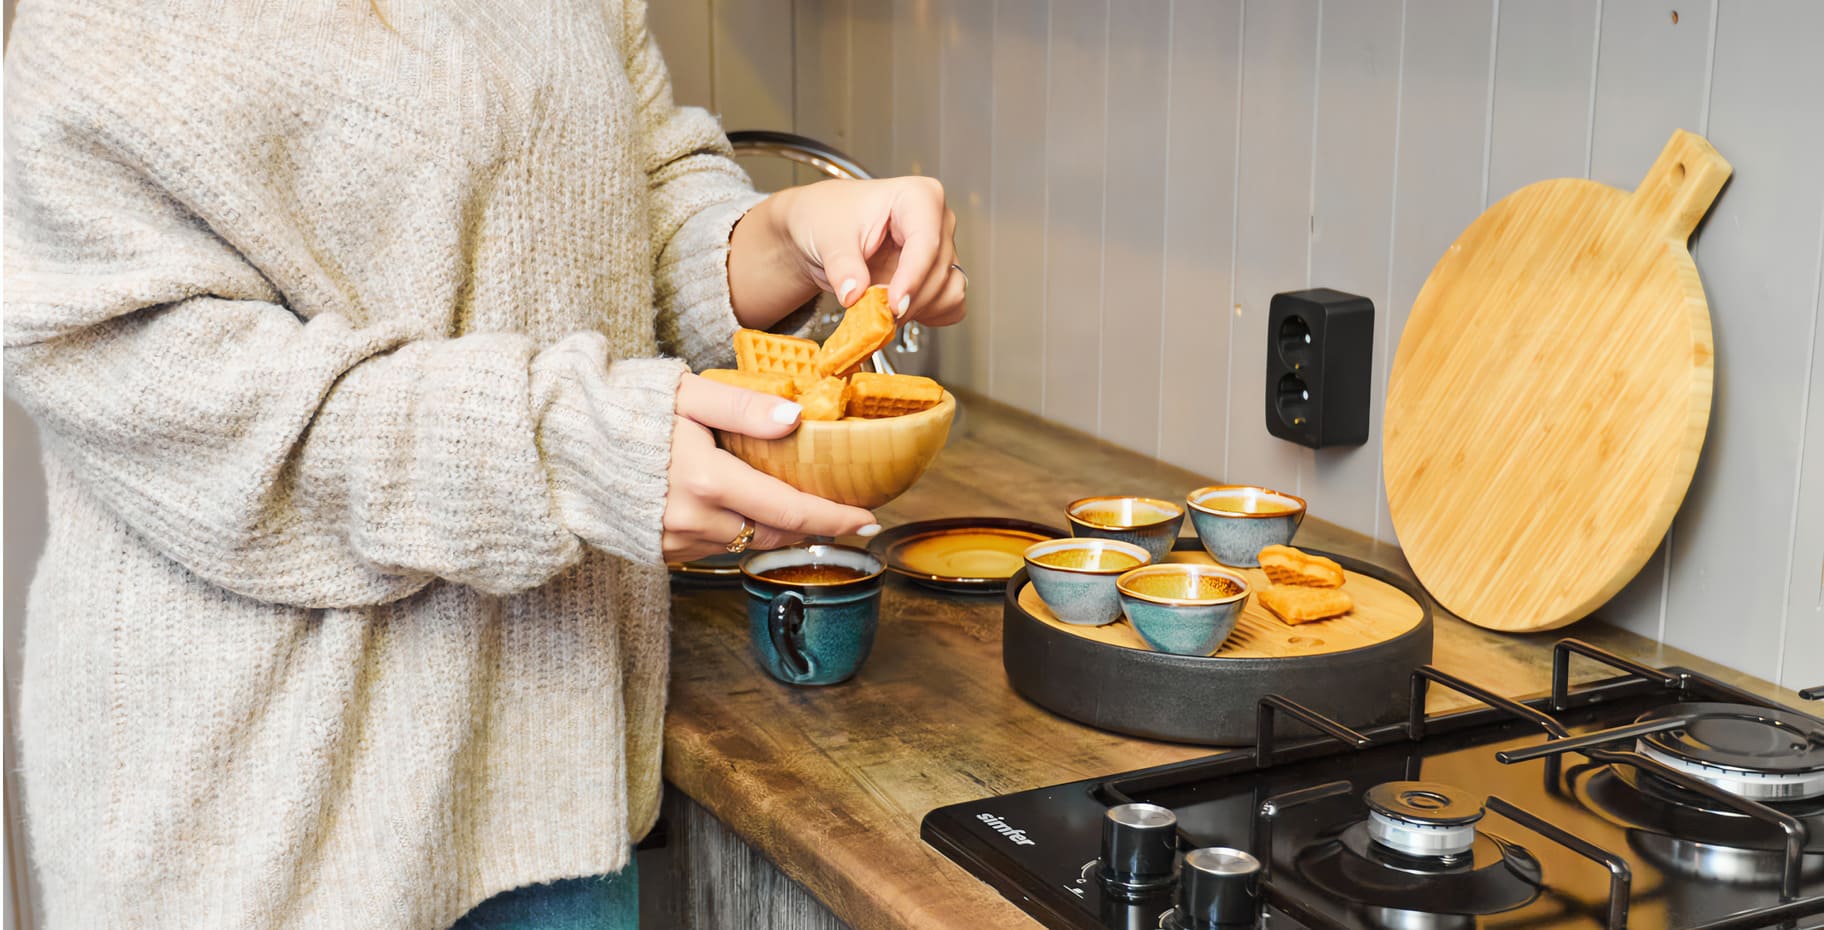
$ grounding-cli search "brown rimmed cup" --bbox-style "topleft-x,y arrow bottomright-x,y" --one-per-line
1185,485 -> 1307,567
1022,537 -> 1153,627
1115,563 -> 1251,656
1066,496 -> 1186,563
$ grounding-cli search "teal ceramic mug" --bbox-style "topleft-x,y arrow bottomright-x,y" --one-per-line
740,544 -> 886,686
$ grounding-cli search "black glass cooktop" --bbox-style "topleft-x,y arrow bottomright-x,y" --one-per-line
922,641 -> 1824,930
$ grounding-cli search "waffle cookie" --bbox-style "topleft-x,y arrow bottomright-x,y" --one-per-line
1257,585 -> 1354,625
798,376 -> 851,421
846,372 -> 943,418
1257,545 -> 1345,587
700,369 -> 798,400
815,285 -> 897,377
734,329 -> 820,378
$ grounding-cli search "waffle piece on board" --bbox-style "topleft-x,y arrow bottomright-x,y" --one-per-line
700,369 -> 798,399
847,372 -> 943,418
815,286 -> 897,377
1257,545 -> 1345,588
734,329 -> 820,378
798,376 -> 851,421
1257,585 -> 1354,625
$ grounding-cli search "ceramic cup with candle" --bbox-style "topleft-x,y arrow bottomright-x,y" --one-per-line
740,544 -> 886,686
1065,495 -> 1186,563
1023,537 -> 1153,626
1185,485 -> 1307,567
1116,563 -> 1251,655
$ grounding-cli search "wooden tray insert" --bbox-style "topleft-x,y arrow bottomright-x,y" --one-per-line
1017,550 -> 1423,658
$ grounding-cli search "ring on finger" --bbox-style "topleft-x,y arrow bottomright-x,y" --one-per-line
725,518 -> 757,554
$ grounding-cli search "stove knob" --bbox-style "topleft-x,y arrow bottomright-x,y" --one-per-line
1177,846 -> 1260,929
1098,803 -> 1178,895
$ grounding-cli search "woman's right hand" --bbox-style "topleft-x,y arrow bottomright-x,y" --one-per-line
662,373 -> 879,563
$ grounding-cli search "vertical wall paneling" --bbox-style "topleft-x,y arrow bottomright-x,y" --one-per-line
1156,0 -> 1245,476
847,0 -> 897,175
648,0 -> 715,110
1785,216 -> 1824,689
1039,0 -> 1110,433
794,0 -> 852,186
986,0 -> 1050,413
1659,0 -> 1824,682
1484,0 -> 1600,202
712,0 -> 797,191
1586,0 -> 1713,191
890,0 -> 941,179
1582,0 -> 1715,642
1303,0 -> 1403,537
936,0 -> 995,391
1094,0 -> 1172,455
1225,0 -> 1320,490
1379,0 -> 1498,544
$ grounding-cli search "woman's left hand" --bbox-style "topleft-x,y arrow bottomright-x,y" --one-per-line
729,177 -> 967,329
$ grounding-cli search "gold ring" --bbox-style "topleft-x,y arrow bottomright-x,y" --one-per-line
725,519 -> 757,554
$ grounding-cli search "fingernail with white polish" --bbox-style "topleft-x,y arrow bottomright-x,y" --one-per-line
896,296 -> 910,317
856,523 -> 882,538
838,278 -> 858,303
771,401 -> 803,424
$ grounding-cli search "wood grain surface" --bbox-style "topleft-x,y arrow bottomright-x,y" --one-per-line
1383,130 -> 1729,633
664,392 -> 1803,930
1018,549 -> 1423,658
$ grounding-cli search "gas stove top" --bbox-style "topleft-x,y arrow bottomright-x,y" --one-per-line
923,640 -> 1824,929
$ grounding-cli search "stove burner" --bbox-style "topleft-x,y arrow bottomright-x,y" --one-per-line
1630,831 -> 1824,886
1576,764 -> 1824,854
1363,782 -> 1485,858
1295,822 -> 1541,919
1634,703 -> 1824,801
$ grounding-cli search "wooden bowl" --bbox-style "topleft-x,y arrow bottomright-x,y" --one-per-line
718,392 -> 957,509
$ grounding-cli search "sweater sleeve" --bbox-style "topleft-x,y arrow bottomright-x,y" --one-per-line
3,46 -> 682,609
621,0 -> 773,371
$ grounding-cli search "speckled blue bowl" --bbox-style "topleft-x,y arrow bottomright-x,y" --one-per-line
1023,538 -> 1153,626
1066,496 -> 1186,563
1185,485 -> 1307,568
1116,563 -> 1251,656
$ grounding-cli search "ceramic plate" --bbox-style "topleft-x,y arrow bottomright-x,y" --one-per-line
667,551 -> 744,586
869,518 -> 1065,594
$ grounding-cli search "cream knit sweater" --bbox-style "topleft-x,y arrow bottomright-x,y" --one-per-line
4,1 -> 771,927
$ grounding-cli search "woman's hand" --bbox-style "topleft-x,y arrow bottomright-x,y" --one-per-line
728,177 -> 967,330
661,374 -> 879,563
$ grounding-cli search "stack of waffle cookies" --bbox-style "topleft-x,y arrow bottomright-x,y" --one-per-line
702,285 -> 944,421
1254,545 -> 1354,624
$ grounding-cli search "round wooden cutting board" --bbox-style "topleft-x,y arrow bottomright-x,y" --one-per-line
1383,130 -> 1729,632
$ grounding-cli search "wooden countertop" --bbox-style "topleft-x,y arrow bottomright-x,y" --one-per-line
662,392 -> 1808,930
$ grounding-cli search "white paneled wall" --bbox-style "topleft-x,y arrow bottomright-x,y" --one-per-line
652,0 -> 1824,689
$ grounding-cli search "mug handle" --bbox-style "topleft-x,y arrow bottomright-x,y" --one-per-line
768,591 -> 815,682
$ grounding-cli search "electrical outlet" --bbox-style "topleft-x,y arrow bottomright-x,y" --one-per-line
1264,288 -> 1374,448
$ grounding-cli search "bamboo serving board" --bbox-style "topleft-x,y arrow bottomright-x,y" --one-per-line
1382,130 -> 1729,633
1017,550 -> 1423,658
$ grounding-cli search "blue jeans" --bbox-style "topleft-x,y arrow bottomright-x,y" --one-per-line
450,860 -> 638,930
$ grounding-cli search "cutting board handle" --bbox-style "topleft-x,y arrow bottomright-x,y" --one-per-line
1632,129 -> 1732,242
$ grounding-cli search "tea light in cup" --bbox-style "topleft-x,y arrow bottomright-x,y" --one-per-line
1066,496 -> 1186,563
1185,485 -> 1306,567
1023,537 -> 1153,627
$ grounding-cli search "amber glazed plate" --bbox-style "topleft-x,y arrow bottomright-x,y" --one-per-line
870,518 -> 1065,594
667,551 -> 744,586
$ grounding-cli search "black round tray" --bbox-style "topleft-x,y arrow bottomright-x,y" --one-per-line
1002,541 -> 1434,745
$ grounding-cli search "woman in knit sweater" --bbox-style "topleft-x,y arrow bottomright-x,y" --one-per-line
2,1 -> 964,927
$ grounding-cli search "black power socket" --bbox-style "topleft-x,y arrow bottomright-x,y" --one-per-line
1264,288 -> 1373,448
